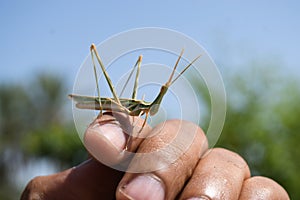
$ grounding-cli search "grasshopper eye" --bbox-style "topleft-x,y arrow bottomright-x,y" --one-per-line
149,103 -> 161,116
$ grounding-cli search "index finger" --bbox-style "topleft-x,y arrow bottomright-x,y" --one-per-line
116,119 -> 208,200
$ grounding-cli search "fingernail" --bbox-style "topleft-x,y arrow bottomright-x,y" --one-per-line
186,196 -> 211,200
119,175 -> 165,200
90,121 -> 126,150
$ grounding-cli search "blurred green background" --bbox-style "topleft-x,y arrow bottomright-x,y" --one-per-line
1,1 -> 299,199
1,60 -> 299,199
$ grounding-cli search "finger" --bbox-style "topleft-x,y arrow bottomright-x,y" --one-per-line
21,159 -> 124,200
84,112 -> 152,166
116,120 -> 208,200
239,176 -> 290,199
179,148 -> 251,200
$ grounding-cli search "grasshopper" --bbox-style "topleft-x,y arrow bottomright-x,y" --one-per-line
69,44 -> 200,149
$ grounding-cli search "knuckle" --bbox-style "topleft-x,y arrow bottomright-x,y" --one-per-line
210,148 -> 249,169
21,176 -> 45,200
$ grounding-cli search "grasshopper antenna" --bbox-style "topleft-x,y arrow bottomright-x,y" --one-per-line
149,49 -> 184,115
171,54 -> 201,85
132,55 -> 142,99
166,49 -> 184,87
149,50 -> 201,116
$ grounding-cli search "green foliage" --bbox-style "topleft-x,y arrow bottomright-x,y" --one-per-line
22,124 -> 86,167
194,64 -> 300,199
0,74 -> 86,199
0,62 -> 299,199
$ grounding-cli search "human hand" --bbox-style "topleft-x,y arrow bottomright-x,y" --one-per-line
21,112 -> 290,199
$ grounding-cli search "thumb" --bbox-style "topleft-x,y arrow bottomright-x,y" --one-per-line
84,112 -> 152,166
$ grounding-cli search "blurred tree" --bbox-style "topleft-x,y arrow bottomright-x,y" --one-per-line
194,63 -> 300,199
0,62 -> 299,199
0,74 -> 86,199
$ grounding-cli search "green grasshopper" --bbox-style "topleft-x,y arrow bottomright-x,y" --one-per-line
69,44 -> 200,149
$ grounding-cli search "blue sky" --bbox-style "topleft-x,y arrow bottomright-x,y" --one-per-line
0,0 -> 299,85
